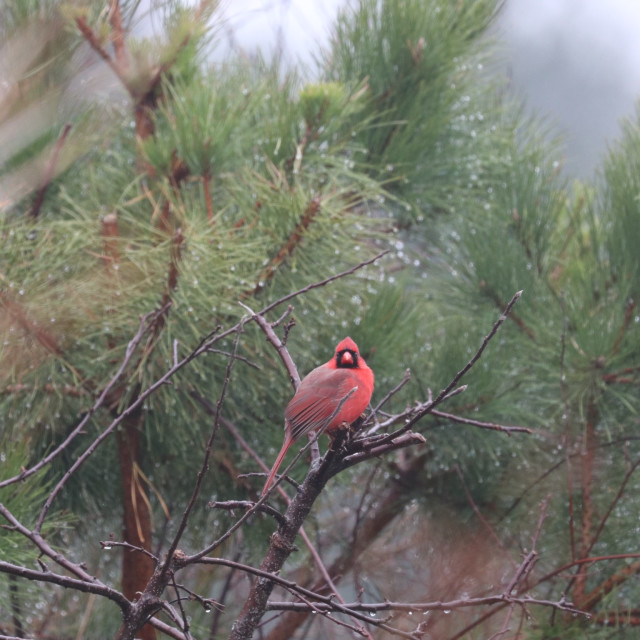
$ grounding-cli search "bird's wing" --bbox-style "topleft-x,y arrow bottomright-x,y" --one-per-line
285,368 -> 361,441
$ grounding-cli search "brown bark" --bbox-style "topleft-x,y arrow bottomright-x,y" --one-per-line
116,409 -> 156,640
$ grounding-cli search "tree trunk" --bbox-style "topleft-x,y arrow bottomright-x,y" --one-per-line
116,410 -> 156,640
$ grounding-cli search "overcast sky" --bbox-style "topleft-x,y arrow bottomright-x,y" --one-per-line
214,0 -> 640,178
499,0 -> 640,176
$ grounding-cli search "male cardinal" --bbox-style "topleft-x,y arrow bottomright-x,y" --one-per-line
262,336 -> 374,495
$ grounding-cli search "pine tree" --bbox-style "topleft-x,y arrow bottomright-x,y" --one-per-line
1,0 -> 639,639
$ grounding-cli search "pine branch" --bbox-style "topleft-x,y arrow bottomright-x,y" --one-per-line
577,560 -> 640,612
109,0 -> 129,72
573,400 -> 598,606
1,383 -> 87,396
75,17 -> 132,98
611,298 -> 637,354
29,123 -> 72,219
1,290 -> 63,356
249,196 -> 322,297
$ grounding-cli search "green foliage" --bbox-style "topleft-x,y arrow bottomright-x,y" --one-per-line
323,0 -> 504,218
299,81 -> 348,127
0,441 -> 72,564
600,104 -> 640,297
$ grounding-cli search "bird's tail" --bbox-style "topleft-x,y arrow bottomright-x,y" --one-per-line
261,435 -> 293,496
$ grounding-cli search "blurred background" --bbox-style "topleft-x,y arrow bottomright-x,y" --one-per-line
212,0 -> 640,177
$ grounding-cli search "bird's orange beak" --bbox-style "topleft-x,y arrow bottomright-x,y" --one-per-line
341,351 -> 354,365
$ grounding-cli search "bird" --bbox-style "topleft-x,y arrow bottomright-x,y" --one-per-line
261,336 -> 374,496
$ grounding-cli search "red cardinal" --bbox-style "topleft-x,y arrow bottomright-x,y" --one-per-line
262,337 -> 374,495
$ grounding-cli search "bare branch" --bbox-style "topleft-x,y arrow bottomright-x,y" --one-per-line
364,368 -> 411,434
341,431 -> 426,466
264,595 -> 586,617
257,249 -> 389,318
431,290 -> 523,408
0,556 -> 127,610
239,302 -> 301,388
431,409 -> 533,435
209,500 -> 286,526
98,540 -> 159,564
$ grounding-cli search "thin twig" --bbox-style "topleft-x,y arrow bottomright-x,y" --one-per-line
239,302 -> 301,387
160,325 -> 245,579
430,291 -> 523,410
256,250 -> 389,318
208,550 -> 240,639
205,348 -> 261,369
208,500 -> 286,526
264,594 -> 586,617
500,495 -> 550,628
98,539 -> 159,564
431,409 -> 532,434
364,369 -> 411,434
170,575 -> 191,638
455,465 -> 516,568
